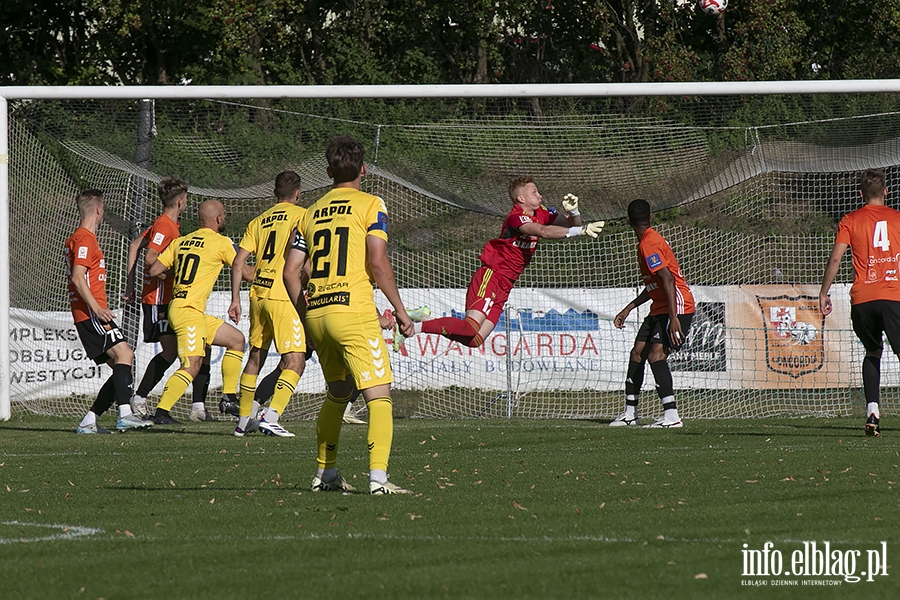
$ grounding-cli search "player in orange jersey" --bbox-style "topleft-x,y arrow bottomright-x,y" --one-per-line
819,168 -> 900,437
612,199 -> 695,429
66,189 -> 151,434
124,178 -> 202,419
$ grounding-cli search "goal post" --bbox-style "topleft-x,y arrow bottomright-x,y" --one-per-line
5,80 -> 900,423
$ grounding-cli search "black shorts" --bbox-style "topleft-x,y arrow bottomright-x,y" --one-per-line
635,313 -> 694,351
850,300 -> 900,354
142,303 -> 174,343
75,317 -> 128,364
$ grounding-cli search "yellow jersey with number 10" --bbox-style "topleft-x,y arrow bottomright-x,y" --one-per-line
300,187 -> 388,316
157,227 -> 236,313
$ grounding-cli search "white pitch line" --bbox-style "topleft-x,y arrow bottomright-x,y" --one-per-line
0,520 -> 103,544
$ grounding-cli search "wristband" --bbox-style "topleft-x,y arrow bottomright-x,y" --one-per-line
566,226 -> 582,238
566,209 -> 580,217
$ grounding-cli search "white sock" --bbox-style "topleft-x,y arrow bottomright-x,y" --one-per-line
237,416 -> 250,430
262,408 -> 279,424
79,411 -> 98,427
117,404 -> 133,418
867,402 -> 880,418
251,400 -> 261,418
191,401 -> 205,414
369,469 -> 387,484
133,394 -> 146,404
623,403 -> 636,418
664,407 -> 680,422
317,467 -> 337,482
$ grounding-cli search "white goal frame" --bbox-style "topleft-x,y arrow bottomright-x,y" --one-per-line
4,79 -> 900,420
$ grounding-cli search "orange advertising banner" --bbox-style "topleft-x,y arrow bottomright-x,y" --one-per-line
728,285 -> 856,389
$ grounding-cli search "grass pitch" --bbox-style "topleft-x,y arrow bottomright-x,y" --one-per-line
1,414 -> 898,599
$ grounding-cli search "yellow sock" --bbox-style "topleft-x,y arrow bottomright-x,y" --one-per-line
316,393 -> 349,470
221,350 -> 244,395
238,373 -> 257,418
366,397 -> 393,473
269,369 -> 300,416
157,370 -> 193,411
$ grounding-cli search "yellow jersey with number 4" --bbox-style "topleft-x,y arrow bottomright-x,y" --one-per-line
239,202 -> 306,302
300,187 -> 388,316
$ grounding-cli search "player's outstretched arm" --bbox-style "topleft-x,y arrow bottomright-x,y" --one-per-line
519,220 -> 605,240
367,236 -> 414,337
228,247 -> 251,324
819,242 -> 848,316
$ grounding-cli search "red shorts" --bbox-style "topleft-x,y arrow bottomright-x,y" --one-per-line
465,266 -> 515,327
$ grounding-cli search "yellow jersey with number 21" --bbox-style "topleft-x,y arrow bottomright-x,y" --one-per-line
301,187 -> 388,316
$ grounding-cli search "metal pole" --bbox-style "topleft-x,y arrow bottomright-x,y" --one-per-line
121,99 -> 153,349
505,307 -> 513,418
0,96 -> 10,420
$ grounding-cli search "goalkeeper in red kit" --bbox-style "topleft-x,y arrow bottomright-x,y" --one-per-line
393,176 -> 604,350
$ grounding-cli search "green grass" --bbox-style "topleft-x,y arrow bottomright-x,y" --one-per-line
1,415 -> 898,599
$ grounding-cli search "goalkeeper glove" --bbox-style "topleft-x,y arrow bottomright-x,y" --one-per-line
561,193 -> 579,216
567,221 -> 605,239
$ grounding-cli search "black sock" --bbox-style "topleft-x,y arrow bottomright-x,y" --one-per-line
193,362 -> 211,404
649,360 -> 674,400
136,353 -> 175,397
625,360 -> 645,398
863,355 -> 881,404
255,367 -> 282,404
90,376 -> 117,416
113,364 -> 134,407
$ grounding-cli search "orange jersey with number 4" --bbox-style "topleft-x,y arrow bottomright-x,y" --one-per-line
835,204 -> 900,305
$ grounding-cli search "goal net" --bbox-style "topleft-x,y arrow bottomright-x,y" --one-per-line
6,88 -> 900,421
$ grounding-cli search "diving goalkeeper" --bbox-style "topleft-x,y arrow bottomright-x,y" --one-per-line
394,176 -> 604,350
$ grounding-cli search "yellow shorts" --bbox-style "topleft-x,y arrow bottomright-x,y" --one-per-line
248,296 -> 306,354
168,306 -> 223,362
305,311 -> 392,390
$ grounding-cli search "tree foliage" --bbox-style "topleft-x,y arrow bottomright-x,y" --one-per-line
2,1 -> 898,86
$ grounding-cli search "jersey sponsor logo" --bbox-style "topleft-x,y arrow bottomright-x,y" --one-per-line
173,290 -> 188,299
252,275 -> 274,289
260,212 -> 289,227
77,246 -> 88,259
312,204 -> 354,220
756,295 -> 824,378
308,281 -> 349,295
646,253 -> 662,269
152,232 -> 166,246
307,291 -> 351,310
513,237 -> 538,250
180,238 -> 206,249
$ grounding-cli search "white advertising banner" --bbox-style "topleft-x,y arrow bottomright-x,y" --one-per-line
8,285 -> 874,401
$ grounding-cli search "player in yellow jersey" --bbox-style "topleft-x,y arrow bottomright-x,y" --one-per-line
284,135 -> 416,495
147,200 -> 246,425
228,171 -> 307,437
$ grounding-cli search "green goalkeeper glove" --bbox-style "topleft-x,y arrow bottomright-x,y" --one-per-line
566,221 -> 605,238
561,193 -> 579,216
